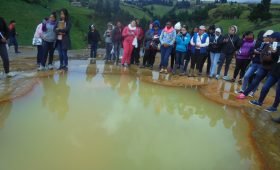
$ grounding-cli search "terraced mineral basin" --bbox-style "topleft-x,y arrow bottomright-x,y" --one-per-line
0,61 -> 262,170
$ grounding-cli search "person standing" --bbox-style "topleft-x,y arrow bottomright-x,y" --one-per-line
39,12 -> 57,71
55,8 -> 71,70
131,19 -> 144,65
159,21 -> 176,74
33,18 -> 46,67
8,20 -> 20,53
0,17 -> 14,78
216,25 -> 241,80
111,21 -> 123,64
121,20 -> 139,67
231,31 -> 255,83
173,25 -> 191,75
209,28 -> 223,78
88,24 -> 101,59
189,25 -> 209,76
104,22 -> 114,62
141,20 -> 162,70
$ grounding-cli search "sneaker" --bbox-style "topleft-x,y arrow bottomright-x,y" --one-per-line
4,72 -> 16,78
234,90 -> 244,94
37,65 -> 45,71
164,69 -> 168,74
230,78 -> 235,82
149,66 -> 153,70
249,100 -> 262,107
159,68 -> 164,73
215,74 -> 220,80
124,63 -> 128,67
238,79 -> 242,85
265,106 -> 277,113
48,64 -> 54,70
223,76 -> 231,81
248,92 -> 255,98
236,93 -> 246,99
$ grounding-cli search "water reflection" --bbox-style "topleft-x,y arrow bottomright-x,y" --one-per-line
41,72 -> 70,120
0,102 -> 12,129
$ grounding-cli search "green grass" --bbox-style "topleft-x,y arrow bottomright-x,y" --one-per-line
120,3 -> 151,20
0,0 -> 101,49
145,5 -> 173,17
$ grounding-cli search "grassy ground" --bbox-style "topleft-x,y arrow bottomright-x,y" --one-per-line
1,0 -> 97,49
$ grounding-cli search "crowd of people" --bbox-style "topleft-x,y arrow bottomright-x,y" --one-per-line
0,12 -> 279,122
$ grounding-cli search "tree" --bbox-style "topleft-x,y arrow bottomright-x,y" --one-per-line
249,0 -> 271,22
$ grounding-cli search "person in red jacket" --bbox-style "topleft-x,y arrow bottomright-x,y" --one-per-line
121,20 -> 140,67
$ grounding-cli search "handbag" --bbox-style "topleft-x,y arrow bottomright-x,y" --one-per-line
32,37 -> 42,46
132,37 -> 138,48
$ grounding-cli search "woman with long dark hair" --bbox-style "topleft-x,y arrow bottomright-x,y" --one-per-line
56,8 -> 71,70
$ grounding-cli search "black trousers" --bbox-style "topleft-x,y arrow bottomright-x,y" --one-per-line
0,44 -> 9,73
131,46 -> 140,64
233,58 -> 251,80
143,48 -> 157,66
170,47 -> 176,69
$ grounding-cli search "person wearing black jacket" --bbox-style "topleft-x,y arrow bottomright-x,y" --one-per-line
209,27 -> 223,78
111,21 -> 123,64
0,17 -> 13,78
8,20 -> 20,53
88,24 -> 101,59
216,25 -> 241,80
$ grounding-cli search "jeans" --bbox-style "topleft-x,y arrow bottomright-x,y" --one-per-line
0,44 -> 9,73
8,36 -> 19,52
90,43 -> 98,58
243,67 -> 269,96
241,63 -> 261,91
184,51 -> 191,72
173,51 -> 186,73
105,43 -> 113,61
216,53 -> 233,76
41,41 -> 55,67
209,52 -> 220,77
258,74 -> 280,108
160,45 -> 173,68
36,45 -> 43,65
57,40 -> 68,67
113,42 -> 121,62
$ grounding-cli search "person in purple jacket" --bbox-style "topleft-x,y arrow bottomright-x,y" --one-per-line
231,31 -> 255,84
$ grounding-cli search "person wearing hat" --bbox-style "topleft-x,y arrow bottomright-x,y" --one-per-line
103,22 -> 114,62
189,25 -> 209,76
140,20 -> 162,69
111,21 -> 123,64
209,27 -> 223,78
216,25 -> 241,80
249,32 -> 280,115
88,24 -> 101,59
237,30 -> 279,99
169,22 -> 182,72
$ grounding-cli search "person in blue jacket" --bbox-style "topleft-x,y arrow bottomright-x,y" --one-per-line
173,25 -> 191,75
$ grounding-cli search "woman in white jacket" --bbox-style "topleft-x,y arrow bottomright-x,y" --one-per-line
33,19 -> 46,67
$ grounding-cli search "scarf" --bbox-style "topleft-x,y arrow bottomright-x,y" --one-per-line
128,24 -> 136,31
163,26 -> 174,33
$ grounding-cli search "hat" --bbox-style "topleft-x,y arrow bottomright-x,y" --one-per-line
153,20 -> 160,27
270,32 -> 280,41
199,25 -> 206,30
263,30 -> 274,38
174,22 -> 181,30
215,28 -> 221,33
91,24 -> 95,29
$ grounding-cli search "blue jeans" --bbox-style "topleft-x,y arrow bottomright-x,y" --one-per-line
244,67 -> 269,96
90,43 -> 98,58
241,63 -> 261,91
113,42 -> 121,62
160,45 -> 173,68
105,43 -> 113,61
210,52 -> 220,77
57,41 -> 68,67
258,74 -> 280,108
174,51 -> 186,73
8,36 -> 19,52
216,53 -> 233,76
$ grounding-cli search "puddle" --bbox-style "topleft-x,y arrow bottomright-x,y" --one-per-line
0,60 -> 262,170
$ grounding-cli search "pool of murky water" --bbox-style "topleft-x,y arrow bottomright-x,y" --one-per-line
0,60 -> 261,170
